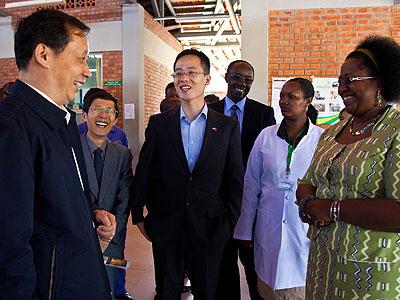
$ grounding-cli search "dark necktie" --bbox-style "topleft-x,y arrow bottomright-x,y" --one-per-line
93,148 -> 104,186
230,105 -> 239,120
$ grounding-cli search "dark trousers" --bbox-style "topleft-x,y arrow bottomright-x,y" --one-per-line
114,228 -> 127,296
216,239 -> 262,300
152,228 -> 224,300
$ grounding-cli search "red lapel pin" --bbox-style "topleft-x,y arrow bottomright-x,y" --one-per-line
212,127 -> 218,132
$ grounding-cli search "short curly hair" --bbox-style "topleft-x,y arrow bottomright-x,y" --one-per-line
346,35 -> 400,103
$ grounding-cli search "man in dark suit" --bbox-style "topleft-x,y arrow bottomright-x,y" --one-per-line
209,60 -> 276,300
0,10 -> 116,299
132,49 -> 244,300
80,88 -> 134,298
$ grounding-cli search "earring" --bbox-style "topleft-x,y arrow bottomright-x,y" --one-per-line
376,90 -> 383,107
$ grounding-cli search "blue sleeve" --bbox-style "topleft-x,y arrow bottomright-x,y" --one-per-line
120,131 -> 129,148
77,121 -> 88,136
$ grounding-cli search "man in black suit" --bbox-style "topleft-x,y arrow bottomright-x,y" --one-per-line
209,60 -> 276,300
132,49 -> 244,300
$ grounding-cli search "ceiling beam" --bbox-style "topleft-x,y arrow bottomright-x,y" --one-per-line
175,11 -> 215,16
224,0 -> 241,34
154,13 -> 233,22
164,0 -> 176,16
159,0 -> 164,18
208,0 -> 224,31
175,30 -> 238,40
150,0 -> 160,18
184,42 -> 240,49
5,0 -> 65,8
174,4 -> 216,9
210,20 -> 229,45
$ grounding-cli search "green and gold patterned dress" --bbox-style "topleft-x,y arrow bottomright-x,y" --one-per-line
300,107 -> 400,300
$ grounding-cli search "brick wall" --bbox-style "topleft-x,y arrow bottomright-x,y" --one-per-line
0,0 -> 122,27
102,51 -> 123,128
268,6 -> 400,101
144,55 -> 173,125
0,58 -> 18,87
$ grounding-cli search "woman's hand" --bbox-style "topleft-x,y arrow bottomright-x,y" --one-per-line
303,199 -> 332,226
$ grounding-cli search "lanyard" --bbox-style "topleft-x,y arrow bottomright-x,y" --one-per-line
286,126 -> 306,175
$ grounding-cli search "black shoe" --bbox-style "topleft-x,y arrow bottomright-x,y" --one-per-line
181,285 -> 191,293
115,291 -> 134,300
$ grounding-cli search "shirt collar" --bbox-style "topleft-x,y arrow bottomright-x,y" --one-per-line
180,104 -> 208,122
225,96 -> 246,113
23,81 -> 71,124
85,134 -> 109,154
277,118 -> 310,146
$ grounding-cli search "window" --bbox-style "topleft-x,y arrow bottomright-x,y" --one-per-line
67,53 -> 102,110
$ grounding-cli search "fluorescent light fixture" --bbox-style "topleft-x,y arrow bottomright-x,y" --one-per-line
5,0 -> 65,9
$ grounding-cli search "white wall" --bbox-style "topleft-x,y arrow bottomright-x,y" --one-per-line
88,21 -> 122,52
241,1 -> 269,103
143,28 -> 179,72
0,17 -> 14,58
269,0 -> 394,10
122,4 -> 144,168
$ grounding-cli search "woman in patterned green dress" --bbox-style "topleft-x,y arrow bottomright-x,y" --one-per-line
296,36 -> 400,300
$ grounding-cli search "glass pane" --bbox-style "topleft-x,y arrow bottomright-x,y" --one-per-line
67,53 -> 102,110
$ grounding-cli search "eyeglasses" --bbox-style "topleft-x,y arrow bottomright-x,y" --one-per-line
334,76 -> 376,87
171,71 -> 207,80
228,73 -> 254,84
90,106 -> 118,116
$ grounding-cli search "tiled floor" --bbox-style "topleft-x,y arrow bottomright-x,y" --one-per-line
124,223 -> 251,300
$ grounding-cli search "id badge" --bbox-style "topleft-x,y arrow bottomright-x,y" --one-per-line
278,172 -> 295,190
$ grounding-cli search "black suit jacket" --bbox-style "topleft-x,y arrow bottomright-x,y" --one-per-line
132,108 -> 244,254
209,98 -> 276,167
0,80 -> 110,299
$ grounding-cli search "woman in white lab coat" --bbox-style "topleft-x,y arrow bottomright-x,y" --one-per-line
234,78 -> 324,300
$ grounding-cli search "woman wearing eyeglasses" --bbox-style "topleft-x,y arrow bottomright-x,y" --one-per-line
297,36 -> 400,299
234,78 -> 323,299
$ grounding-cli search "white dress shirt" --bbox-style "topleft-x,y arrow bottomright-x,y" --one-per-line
234,121 -> 324,290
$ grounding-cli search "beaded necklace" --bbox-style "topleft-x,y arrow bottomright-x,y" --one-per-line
348,113 -> 381,136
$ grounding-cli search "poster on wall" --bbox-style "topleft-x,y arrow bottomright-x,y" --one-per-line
271,77 -> 290,123
311,77 -> 344,126
271,77 -> 344,126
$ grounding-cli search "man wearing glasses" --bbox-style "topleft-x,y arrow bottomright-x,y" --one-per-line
80,88 -> 134,298
209,60 -> 276,300
132,49 -> 244,299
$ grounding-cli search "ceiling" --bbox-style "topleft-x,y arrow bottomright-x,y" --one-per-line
136,0 -> 241,78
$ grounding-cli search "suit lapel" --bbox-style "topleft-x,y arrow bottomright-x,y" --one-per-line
80,135 -> 99,200
191,109 -> 221,174
98,142 -> 114,205
166,109 -> 191,174
241,99 -> 254,143
211,98 -> 225,114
